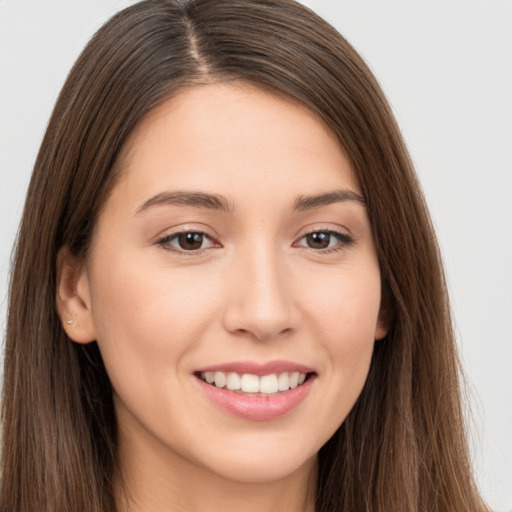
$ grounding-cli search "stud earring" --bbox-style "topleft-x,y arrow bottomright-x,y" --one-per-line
66,320 -> 78,327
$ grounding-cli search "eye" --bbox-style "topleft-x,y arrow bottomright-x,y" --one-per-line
295,230 -> 354,252
157,231 -> 218,252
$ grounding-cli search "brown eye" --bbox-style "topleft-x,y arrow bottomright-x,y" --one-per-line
177,232 -> 204,250
294,230 -> 355,252
158,231 -> 217,253
305,232 -> 331,249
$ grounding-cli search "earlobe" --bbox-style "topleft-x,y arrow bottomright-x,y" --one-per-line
375,322 -> 388,341
375,306 -> 390,341
56,247 -> 96,344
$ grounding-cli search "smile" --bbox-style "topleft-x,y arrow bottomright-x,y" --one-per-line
198,371 -> 308,394
194,363 -> 316,421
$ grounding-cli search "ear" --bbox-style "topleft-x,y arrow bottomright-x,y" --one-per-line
56,246 -> 97,343
375,304 -> 390,341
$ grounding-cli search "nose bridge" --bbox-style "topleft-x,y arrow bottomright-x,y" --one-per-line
223,239 -> 296,340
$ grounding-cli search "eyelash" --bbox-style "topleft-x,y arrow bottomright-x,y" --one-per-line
156,231 -> 220,255
156,229 -> 354,255
294,229 -> 355,254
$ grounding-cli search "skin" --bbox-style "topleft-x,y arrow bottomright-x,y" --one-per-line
58,83 -> 387,512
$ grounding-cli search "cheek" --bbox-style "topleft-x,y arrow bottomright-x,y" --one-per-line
303,261 -> 381,414
91,254 -> 216,333
87,255 -> 223,388
85,258 -> 226,443
333,284 -> 379,375
305,260 -> 382,347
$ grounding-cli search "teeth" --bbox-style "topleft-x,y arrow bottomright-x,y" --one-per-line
200,371 -> 308,394
226,372 -> 241,390
278,372 -> 290,391
214,371 -> 226,388
259,374 -> 278,394
240,373 -> 260,393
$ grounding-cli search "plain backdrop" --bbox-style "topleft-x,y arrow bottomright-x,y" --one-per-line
1,1 -> 511,510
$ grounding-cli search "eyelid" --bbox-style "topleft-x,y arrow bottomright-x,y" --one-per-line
156,229 -> 221,254
293,227 -> 355,252
153,225 -> 354,255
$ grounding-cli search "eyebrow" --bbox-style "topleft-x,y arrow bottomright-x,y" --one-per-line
135,188 -> 366,215
136,191 -> 233,214
293,189 -> 366,210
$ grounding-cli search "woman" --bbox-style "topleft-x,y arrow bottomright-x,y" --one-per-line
1,0 -> 489,511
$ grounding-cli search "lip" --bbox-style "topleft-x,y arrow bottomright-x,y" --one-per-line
194,361 -> 316,421
195,360 -> 315,376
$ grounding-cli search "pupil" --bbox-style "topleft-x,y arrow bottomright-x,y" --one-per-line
179,232 -> 203,250
307,232 -> 330,249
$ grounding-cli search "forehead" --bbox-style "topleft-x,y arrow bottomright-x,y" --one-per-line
109,82 -> 360,211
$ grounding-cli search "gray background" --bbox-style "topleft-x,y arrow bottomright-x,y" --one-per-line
1,1 -> 511,509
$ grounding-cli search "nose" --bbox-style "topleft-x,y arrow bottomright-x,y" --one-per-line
222,246 -> 298,341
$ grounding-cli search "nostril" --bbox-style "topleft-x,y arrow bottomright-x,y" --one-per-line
221,274 -> 298,340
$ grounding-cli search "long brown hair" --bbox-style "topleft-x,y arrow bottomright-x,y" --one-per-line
1,1 -> 488,510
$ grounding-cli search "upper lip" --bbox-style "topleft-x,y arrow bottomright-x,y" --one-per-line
195,360 -> 316,376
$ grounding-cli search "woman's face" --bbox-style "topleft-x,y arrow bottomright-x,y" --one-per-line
71,83 -> 386,484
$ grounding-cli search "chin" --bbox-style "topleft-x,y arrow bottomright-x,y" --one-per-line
188,432 -> 320,485
202,452 -> 318,485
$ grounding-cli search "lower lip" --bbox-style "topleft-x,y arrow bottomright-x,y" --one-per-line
196,375 -> 315,421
